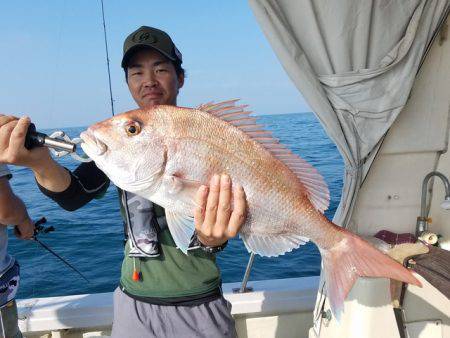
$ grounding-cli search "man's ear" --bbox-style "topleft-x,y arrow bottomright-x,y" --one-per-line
178,73 -> 185,89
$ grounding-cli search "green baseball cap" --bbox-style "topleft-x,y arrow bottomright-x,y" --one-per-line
121,26 -> 182,68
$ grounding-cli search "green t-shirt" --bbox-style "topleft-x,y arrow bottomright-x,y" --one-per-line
120,227 -> 221,299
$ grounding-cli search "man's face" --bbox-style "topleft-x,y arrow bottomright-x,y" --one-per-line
126,48 -> 184,109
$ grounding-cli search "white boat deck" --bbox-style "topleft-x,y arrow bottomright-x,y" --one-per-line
17,276 -> 319,337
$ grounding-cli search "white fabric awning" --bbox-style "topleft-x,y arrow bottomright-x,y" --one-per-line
249,0 -> 449,227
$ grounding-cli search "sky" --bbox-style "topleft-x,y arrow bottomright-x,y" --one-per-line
0,1 -> 311,129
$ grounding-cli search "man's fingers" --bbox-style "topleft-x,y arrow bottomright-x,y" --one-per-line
194,185 -> 208,231
14,226 -> 25,240
202,175 -> 221,236
195,176 -> 246,247
227,184 -> 246,238
214,174 -> 232,237
8,117 -> 30,152
15,218 -> 34,240
0,120 -> 18,153
23,230 -> 33,240
0,115 -> 18,127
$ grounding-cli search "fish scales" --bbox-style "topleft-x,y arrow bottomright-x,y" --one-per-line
157,108 -> 313,236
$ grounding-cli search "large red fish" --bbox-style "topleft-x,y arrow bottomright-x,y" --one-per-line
80,100 -> 420,315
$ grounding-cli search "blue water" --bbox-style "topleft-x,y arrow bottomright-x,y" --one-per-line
8,113 -> 343,299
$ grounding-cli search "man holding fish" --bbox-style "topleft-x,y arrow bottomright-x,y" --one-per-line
0,26 -> 245,337
0,24 -> 423,338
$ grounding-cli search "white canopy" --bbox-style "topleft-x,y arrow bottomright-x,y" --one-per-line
249,0 -> 449,228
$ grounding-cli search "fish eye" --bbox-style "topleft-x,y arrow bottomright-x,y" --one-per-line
125,122 -> 141,136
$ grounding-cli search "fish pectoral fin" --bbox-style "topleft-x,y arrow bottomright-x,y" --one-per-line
240,232 -> 309,257
163,175 -> 202,209
165,210 -> 195,254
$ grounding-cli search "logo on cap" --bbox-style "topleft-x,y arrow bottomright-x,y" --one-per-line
132,31 -> 156,44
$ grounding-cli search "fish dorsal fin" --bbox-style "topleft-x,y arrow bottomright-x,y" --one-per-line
198,100 -> 330,212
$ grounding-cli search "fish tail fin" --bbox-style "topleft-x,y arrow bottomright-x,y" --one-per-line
320,227 -> 421,317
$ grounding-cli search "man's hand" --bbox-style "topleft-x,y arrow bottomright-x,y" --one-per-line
0,114 -> 70,192
194,174 -> 247,247
0,115 -> 51,169
14,217 -> 34,240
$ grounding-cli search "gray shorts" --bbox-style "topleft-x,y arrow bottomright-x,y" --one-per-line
111,287 -> 237,338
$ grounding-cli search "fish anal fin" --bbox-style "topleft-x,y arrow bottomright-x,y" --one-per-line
240,232 -> 309,257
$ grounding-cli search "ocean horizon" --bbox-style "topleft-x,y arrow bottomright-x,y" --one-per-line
36,111 -> 315,131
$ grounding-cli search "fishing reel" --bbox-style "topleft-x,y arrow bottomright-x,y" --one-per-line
33,217 -> 54,237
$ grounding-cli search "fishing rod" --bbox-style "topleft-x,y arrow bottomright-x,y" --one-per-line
23,3 -> 114,154
24,2 -> 115,155
21,0 -> 114,287
100,0 -> 115,117
33,217 -> 90,284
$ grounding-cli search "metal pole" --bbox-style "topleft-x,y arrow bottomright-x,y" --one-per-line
234,253 -> 255,293
416,171 -> 450,236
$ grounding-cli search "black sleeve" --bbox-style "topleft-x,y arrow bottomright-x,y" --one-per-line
37,161 -> 110,211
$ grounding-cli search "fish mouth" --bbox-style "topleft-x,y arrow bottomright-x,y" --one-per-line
80,130 -> 107,156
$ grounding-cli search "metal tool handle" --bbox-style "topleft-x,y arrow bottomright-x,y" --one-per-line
25,123 -> 76,153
